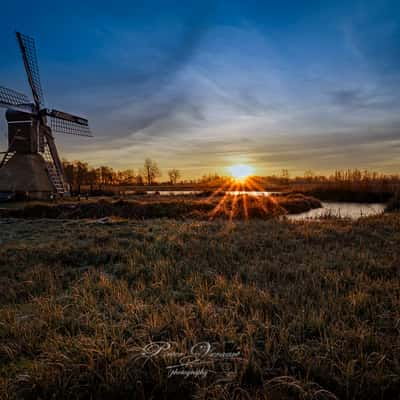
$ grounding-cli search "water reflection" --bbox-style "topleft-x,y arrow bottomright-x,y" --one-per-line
134,190 -> 277,196
288,202 -> 385,220
125,190 -> 277,196
227,191 -> 277,196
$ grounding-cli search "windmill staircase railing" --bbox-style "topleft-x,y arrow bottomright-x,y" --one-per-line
0,151 -> 15,169
42,142 -> 69,196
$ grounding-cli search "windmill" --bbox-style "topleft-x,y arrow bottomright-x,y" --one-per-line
0,32 -> 92,200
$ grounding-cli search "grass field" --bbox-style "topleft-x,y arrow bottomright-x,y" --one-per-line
0,214 -> 399,399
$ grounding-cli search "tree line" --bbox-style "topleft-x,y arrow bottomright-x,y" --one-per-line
62,158 -> 181,191
268,168 -> 400,185
62,158 -> 400,192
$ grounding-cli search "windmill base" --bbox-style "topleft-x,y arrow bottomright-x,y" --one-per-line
0,153 -> 55,200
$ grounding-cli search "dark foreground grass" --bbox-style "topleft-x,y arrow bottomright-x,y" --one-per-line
0,214 -> 399,399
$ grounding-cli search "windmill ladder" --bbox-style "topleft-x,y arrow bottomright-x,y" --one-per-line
43,145 -> 68,195
0,151 -> 15,169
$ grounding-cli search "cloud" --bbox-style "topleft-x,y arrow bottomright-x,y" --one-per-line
4,0 -> 400,176
328,88 -> 397,110
330,89 -> 367,107
341,1 -> 400,75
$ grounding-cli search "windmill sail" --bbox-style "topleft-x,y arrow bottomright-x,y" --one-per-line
0,86 -> 30,108
45,109 -> 92,137
16,32 -> 45,107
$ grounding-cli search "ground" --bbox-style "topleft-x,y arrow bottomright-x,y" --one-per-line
0,215 -> 399,399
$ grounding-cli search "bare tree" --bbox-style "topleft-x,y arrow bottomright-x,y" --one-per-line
75,161 -> 89,194
120,169 -> 135,185
304,170 -> 314,183
135,172 -> 144,185
86,168 -> 98,191
62,160 -> 74,186
281,169 -> 290,184
100,166 -> 114,186
168,168 -> 181,185
142,158 -> 161,185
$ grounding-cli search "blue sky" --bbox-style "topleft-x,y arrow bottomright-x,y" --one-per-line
0,0 -> 399,177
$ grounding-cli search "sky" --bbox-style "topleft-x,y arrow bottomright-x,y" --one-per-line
0,0 -> 399,178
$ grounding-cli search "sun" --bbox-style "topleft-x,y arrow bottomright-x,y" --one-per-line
228,164 -> 254,181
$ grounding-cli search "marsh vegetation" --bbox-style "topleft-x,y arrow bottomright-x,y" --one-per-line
0,193 -> 321,220
0,213 -> 399,399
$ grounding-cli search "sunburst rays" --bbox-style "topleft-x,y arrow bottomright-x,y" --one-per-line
205,176 -> 279,221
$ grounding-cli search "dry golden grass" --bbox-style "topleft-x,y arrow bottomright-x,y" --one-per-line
0,214 -> 399,399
